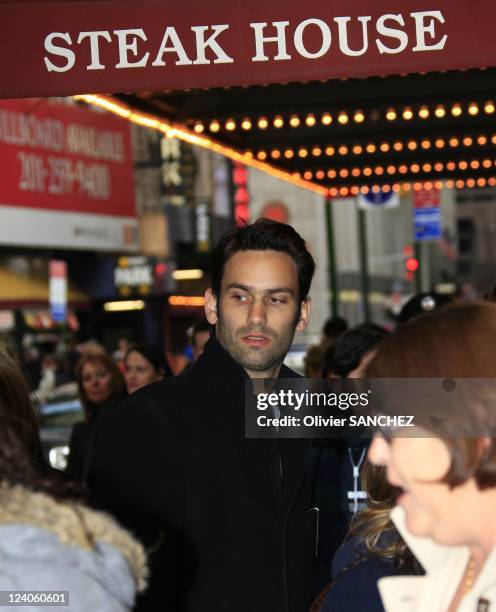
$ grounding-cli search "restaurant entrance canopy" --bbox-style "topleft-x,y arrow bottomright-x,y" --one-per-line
2,0 -> 496,194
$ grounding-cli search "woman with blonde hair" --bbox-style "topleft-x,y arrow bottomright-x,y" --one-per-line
0,351 -> 146,611
66,352 -> 126,482
317,462 -> 422,612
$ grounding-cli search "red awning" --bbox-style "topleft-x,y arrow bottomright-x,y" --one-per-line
1,0 -> 496,99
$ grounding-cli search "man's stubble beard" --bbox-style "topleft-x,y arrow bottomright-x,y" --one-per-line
215,302 -> 300,374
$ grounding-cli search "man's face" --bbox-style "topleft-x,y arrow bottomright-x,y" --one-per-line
205,250 -> 310,378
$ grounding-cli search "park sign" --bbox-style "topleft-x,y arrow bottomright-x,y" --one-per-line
0,1 -> 496,98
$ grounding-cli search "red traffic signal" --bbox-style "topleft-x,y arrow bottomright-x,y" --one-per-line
405,257 -> 419,272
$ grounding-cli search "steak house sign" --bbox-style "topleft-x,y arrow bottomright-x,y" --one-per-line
1,0 -> 495,98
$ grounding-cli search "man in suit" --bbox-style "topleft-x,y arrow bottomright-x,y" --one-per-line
89,219 -> 316,612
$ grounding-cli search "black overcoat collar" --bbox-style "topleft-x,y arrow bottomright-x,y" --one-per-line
191,338 -> 310,521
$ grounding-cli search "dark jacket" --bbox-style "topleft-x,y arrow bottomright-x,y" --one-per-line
322,531 -> 423,612
308,438 -> 369,597
66,393 -> 126,483
88,339 -> 314,612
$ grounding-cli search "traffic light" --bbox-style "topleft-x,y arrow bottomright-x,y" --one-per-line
405,257 -> 419,272
403,245 -> 419,281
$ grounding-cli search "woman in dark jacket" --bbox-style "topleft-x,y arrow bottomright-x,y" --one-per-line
66,352 -> 126,483
315,462 -> 423,612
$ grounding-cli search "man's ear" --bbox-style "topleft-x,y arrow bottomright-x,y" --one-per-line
296,298 -> 311,333
204,288 -> 219,325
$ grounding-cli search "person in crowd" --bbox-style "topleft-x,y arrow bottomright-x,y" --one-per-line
310,323 -> 389,595
123,344 -> 173,395
35,352 -> 58,402
0,351 -> 147,611
190,318 -> 212,361
66,353 -> 126,483
396,291 -> 453,324
321,316 -> 348,349
89,219 -> 315,612
21,344 -> 41,390
323,323 -> 388,378
112,337 -> 130,364
179,319 -> 212,374
316,462 -> 423,612
368,301 -> 496,611
304,344 -> 326,378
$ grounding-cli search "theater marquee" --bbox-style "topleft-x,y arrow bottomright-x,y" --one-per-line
0,0 -> 495,98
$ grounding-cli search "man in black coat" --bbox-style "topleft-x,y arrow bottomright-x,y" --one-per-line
89,219 -> 316,612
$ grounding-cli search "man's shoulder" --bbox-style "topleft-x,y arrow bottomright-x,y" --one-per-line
280,364 -> 302,379
120,370 -> 206,414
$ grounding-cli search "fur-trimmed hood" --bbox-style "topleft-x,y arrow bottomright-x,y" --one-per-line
0,483 -> 147,611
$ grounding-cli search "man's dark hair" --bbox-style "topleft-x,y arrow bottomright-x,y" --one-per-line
210,218 -> 315,302
323,323 -> 388,377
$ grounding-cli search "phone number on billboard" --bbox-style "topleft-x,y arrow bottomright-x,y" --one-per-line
17,152 -> 111,200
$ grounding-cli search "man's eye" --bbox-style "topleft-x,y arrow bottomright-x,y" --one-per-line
232,294 -> 248,302
269,297 -> 286,304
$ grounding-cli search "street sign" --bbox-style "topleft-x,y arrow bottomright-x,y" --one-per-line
358,190 -> 399,210
49,260 -> 67,322
413,188 -> 441,242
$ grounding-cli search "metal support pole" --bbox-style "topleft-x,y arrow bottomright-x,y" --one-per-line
414,242 -> 422,293
357,207 -> 371,322
325,197 -> 338,317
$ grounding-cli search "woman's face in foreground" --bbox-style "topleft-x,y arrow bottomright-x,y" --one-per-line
369,433 -> 477,546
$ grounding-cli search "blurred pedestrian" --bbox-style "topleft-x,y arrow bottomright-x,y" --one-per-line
396,291 -> 453,324
321,316 -> 348,350
317,463 -> 422,612
310,323 -> 389,594
89,219 -> 315,612
179,319 -> 212,374
191,318 -> 211,361
304,344 -> 326,378
323,323 -> 388,379
66,353 -> 126,482
0,351 -> 147,611
123,344 -> 173,395
368,301 -> 496,611
35,353 -> 58,402
112,337 -> 130,363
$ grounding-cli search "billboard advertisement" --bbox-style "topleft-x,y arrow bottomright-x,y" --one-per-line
0,98 -> 138,251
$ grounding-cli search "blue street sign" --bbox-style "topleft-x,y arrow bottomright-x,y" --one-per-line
414,207 -> 441,242
358,190 -> 400,210
50,303 -> 67,323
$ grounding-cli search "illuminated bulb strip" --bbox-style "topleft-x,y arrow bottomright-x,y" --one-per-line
73,94 -> 131,118
251,130 -> 495,162
73,94 -> 328,196
326,177 -> 496,198
181,98 -> 496,135
304,157 -> 496,184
